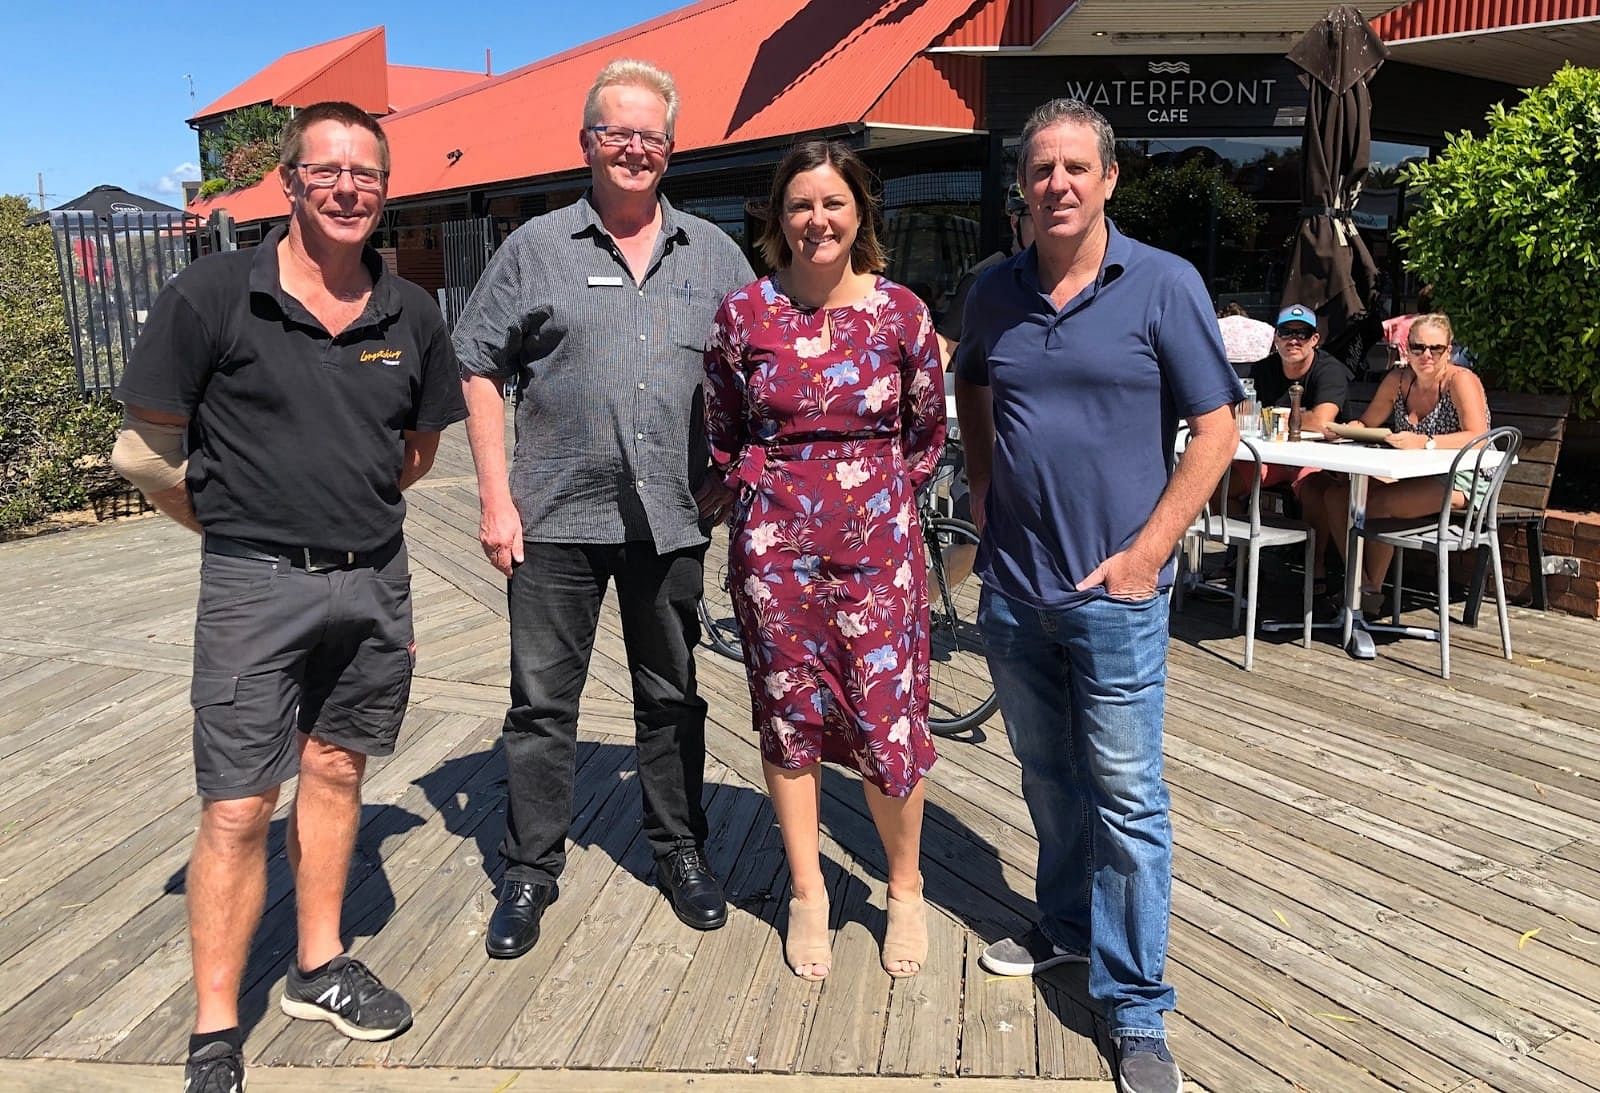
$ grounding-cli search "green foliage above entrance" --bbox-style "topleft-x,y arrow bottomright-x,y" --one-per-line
1400,65 -> 1600,418
200,104 -> 292,192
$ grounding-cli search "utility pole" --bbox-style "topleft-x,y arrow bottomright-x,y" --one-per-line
37,172 -> 46,212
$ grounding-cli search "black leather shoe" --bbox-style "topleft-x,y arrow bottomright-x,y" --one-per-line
486,880 -> 555,959
656,846 -> 727,930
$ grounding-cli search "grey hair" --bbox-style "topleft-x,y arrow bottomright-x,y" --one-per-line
1016,98 -> 1117,177
582,58 -> 680,136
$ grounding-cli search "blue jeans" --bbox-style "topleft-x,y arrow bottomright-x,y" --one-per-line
978,586 -> 1176,1040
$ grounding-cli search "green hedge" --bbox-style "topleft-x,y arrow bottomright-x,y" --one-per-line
1399,65 -> 1600,418
0,195 -> 122,531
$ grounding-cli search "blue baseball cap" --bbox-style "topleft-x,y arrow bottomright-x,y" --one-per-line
1276,304 -> 1318,332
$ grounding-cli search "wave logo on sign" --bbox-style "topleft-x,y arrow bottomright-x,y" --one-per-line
1148,61 -> 1191,74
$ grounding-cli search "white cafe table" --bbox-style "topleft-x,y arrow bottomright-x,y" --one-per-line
1224,436 -> 1507,660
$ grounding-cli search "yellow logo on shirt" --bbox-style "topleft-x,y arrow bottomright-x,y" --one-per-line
360,349 -> 404,365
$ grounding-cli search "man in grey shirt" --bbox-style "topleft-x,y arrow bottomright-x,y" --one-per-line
455,59 -> 753,959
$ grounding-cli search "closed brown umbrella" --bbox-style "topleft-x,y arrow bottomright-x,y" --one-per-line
1281,6 -> 1387,361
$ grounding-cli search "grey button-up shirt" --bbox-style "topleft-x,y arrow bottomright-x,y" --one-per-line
454,194 -> 754,552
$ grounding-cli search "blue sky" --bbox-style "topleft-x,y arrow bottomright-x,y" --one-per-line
2,0 -> 683,209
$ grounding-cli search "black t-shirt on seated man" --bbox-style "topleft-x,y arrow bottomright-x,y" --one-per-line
116,225 -> 468,553
1249,348 -> 1349,419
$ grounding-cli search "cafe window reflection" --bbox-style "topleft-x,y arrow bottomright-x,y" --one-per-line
1107,136 -> 1430,318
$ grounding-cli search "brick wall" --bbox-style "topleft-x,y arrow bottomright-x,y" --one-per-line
1500,510 -> 1600,619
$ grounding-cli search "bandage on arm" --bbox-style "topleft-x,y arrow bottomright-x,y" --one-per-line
111,407 -> 202,533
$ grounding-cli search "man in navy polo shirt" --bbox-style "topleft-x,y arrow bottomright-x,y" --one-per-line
954,99 -> 1241,1093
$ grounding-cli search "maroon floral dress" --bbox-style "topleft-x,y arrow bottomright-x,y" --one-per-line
704,276 -> 946,797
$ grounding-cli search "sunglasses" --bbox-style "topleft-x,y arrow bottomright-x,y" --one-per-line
1275,328 -> 1315,343
1407,343 -> 1449,357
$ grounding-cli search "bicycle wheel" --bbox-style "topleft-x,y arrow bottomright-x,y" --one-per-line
699,524 -> 743,661
923,516 -> 998,735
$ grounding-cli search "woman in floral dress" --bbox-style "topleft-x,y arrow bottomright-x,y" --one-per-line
704,141 -> 946,982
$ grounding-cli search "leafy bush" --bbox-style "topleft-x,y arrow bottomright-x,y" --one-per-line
0,195 -> 122,530
197,177 -> 230,199
1399,64 -> 1600,417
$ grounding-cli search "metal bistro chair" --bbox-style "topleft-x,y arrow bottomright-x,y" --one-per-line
1360,426 -> 1521,679
1177,436 -> 1314,671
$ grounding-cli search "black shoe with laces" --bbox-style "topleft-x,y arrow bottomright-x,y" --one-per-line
280,955 -> 412,1042
487,878 -> 557,959
184,1040 -> 245,1093
656,845 -> 727,930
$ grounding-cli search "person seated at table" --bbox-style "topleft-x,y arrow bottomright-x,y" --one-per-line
1309,313 -> 1490,614
1216,300 -> 1275,375
1216,304 -> 1348,582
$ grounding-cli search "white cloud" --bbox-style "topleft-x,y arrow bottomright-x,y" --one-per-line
154,162 -> 201,194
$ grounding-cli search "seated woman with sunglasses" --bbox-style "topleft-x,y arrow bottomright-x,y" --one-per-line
1308,313 -> 1490,614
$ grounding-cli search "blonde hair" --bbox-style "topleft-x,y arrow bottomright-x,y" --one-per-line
583,59 -> 679,136
1411,312 -> 1453,345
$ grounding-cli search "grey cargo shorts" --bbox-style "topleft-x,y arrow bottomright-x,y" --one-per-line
189,537 -> 414,800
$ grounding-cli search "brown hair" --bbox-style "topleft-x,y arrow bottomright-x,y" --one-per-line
757,140 -> 887,273
279,102 -> 390,173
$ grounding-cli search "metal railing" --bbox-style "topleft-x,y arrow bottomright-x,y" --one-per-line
46,211 -> 230,395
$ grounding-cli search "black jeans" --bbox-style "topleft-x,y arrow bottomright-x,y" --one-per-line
500,540 -> 709,886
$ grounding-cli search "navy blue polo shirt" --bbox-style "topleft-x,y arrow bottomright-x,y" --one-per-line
954,220 -> 1242,610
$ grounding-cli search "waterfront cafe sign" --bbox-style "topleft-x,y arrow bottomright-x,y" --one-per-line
990,56 -> 1308,132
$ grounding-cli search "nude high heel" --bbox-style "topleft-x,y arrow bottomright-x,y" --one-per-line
785,894 -> 831,981
882,885 -> 928,977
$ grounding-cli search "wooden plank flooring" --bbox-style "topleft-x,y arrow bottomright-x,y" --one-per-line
1,429 -> 1598,1090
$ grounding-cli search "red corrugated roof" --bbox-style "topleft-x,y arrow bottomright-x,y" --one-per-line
1373,0 -> 1600,40
387,65 -> 490,111
189,27 -> 388,121
190,0 -> 978,224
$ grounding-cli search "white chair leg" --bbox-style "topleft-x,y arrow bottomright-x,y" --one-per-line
1392,548 -> 1404,626
1174,543 -> 1188,614
1230,545 -> 1244,630
1489,537 -> 1513,660
1437,548 -> 1451,679
1302,535 -> 1315,648
1243,543 -> 1261,671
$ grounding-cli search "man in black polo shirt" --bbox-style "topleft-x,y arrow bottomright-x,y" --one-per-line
111,101 -> 467,1092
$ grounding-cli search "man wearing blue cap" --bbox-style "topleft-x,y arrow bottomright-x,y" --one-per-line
1252,304 -> 1348,432
1223,303 -> 1349,591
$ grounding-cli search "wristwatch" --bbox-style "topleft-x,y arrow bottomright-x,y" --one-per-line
1424,437 -> 1437,450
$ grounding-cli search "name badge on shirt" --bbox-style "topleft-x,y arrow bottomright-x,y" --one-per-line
587,275 -> 625,287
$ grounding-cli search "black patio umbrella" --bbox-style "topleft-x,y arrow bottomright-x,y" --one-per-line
51,184 -> 181,218
1281,6 -> 1387,358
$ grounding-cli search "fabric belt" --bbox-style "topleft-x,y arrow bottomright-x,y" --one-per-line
729,435 -> 901,489
204,533 -> 399,572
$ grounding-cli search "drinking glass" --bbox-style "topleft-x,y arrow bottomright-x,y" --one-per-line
1237,380 -> 1262,438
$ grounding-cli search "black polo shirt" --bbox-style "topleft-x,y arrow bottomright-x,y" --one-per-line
117,225 -> 468,552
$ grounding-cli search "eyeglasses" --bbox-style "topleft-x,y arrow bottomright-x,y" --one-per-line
293,163 -> 388,190
1407,343 -> 1450,357
587,125 -> 671,154
1275,328 -> 1315,343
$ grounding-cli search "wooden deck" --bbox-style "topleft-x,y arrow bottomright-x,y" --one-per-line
2,430 -> 1599,1091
